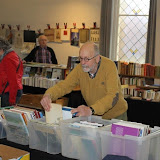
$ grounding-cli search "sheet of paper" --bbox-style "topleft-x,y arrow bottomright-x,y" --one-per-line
14,30 -> 23,48
45,103 -> 62,124
0,28 -> 6,38
61,29 -> 70,41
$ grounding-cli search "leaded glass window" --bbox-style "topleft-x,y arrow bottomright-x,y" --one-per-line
117,0 -> 150,63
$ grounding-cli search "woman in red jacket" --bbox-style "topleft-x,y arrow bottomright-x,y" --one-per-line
0,37 -> 23,107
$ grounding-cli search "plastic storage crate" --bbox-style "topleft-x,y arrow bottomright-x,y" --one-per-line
100,125 -> 160,160
3,120 -> 29,145
60,116 -> 112,160
0,120 -> 6,139
28,117 -> 61,154
3,119 -> 29,145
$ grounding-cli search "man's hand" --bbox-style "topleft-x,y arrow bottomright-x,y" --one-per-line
71,105 -> 92,117
40,94 -> 52,112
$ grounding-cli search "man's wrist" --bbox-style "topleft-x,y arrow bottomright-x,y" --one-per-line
44,93 -> 52,99
89,107 -> 95,115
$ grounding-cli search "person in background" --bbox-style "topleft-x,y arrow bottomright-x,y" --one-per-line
0,37 -> 23,107
40,42 -> 128,120
23,35 -> 58,64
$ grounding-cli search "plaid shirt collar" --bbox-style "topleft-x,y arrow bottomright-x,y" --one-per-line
88,57 -> 101,79
39,46 -> 47,50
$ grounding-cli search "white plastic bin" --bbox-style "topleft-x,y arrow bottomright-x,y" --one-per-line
0,120 -> 6,139
60,116 -> 112,160
100,125 -> 160,160
28,117 -> 61,154
3,119 -> 29,145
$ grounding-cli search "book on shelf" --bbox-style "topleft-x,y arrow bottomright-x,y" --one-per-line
115,61 -> 160,78
46,68 -> 53,78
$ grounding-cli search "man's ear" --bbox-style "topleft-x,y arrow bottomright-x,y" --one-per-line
95,55 -> 100,63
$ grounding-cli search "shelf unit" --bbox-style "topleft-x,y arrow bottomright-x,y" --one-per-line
119,74 -> 160,102
22,62 -> 68,89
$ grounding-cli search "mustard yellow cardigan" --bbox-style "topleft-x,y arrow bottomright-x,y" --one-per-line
45,56 -> 128,119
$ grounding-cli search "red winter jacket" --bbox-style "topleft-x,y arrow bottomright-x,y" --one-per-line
0,51 -> 23,105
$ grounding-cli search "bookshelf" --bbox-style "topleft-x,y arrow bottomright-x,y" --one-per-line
115,61 -> 160,102
22,62 -> 68,90
120,74 -> 160,79
22,62 -> 80,108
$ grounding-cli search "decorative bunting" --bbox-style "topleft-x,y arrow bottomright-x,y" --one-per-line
79,28 -> 89,43
56,23 -> 59,29
1,24 -> 5,29
8,25 -> 12,30
90,28 -> 100,43
82,23 -> 85,29
27,25 -> 30,30
93,22 -> 96,28
73,23 -> 76,29
64,23 -> 67,29
47,24 -> 50,29
16,25 -> 20,31
70,28 -> 79,46
37,29 -> 41,34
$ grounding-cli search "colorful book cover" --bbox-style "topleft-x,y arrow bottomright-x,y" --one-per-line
111,123 -> 140,137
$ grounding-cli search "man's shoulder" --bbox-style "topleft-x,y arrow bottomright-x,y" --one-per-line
47,46 -> 54,51
101,56 -> 114,65
31,46 -> 39,52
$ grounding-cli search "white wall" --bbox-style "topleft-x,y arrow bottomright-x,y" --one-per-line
1,0 -> 160,66
0,0 -> 101,65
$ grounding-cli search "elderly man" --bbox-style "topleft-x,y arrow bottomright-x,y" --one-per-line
41,42 -> 128,120
23,35 -> 57,64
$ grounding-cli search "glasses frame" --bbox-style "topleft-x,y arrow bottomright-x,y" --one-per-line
79,54 -> 99,62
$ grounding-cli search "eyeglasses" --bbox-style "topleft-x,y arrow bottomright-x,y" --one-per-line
79,54 -> 98,62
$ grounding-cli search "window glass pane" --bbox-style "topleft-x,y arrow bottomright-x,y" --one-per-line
119,0 -> 150,15
117,0 -> 150,64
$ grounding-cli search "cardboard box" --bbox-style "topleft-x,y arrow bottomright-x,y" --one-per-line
0,144 -> 30,160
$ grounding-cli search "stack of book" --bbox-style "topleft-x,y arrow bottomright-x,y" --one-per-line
121,85 -> 160,101
22,76 -> 60,89
71,121 -> 104,129
115,61 -> 160,77
111,121 -> 150,137
3,106 -> 44,126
